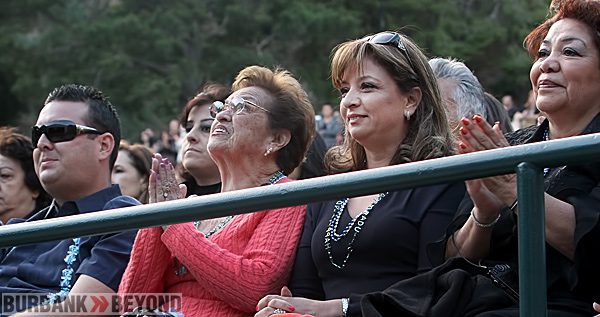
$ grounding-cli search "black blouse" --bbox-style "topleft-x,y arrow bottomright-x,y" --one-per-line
428,114 -> 600,315
289,181 -> 466,316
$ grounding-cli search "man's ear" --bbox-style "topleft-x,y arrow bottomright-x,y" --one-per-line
269,129 -> 292,153
97,133 -> 115,162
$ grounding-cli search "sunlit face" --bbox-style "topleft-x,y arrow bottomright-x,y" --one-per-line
33,101 -> 104,200
111,150 -> 145,200
530,18 -> 600,122
0,155 -> 37,223
207,86 -> 274,163
182,104 -> 219,180
338,57 -> 414,149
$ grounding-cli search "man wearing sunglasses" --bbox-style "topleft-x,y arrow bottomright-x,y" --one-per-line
0,84 -> 139,315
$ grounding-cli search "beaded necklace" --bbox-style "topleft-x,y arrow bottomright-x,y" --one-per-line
543,127 -> 551,177
324,192 -> 388,269
45,237 -> 81,304
176,171 -> 286,275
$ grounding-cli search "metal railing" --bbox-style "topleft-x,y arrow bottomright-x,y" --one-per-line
1,133 -> 599,316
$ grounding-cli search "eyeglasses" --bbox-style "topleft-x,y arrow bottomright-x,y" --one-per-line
363,31 -> 415,70
32,121 -> 103,145
209,96 -> 270,119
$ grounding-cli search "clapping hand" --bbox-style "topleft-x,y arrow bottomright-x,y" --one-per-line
458,115 -> 516,206
147,153 -> 187,230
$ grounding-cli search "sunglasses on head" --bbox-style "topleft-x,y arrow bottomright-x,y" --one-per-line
32,121 -> 103,145
209,96 -> 270,119
363,31 -> 415,70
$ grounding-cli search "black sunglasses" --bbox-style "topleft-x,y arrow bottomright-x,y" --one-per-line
363,31 -> 415,70
32,122 -> 103,145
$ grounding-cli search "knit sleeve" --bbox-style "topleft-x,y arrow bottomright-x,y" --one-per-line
162,205 -> 306,313
118,227 -> 171,295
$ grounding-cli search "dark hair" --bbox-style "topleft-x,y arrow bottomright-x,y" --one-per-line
0,127 -> 51,211
179,83 -> 231,127
298,133 -> 328,179
524,0 -> 600,61
118,141 -> 153,204
328,31 -> 455,173
483,92 -> 514,133
45,84 -> 121,170
232,66 -> 316,175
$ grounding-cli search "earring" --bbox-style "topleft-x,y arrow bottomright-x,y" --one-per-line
264,147 -> 273,157
404,110 -> 411,121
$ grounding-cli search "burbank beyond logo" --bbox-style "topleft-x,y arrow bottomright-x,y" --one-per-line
1,293 -> 182,315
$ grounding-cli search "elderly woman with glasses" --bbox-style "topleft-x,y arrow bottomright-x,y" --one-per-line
118,65 -> 315,317
255,31 -> 465,317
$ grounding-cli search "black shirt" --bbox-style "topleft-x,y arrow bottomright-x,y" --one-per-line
290,182 -> 465,316
0,185 -> 139,302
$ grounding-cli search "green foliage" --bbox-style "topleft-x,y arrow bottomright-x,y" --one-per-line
0,0 -> 549,138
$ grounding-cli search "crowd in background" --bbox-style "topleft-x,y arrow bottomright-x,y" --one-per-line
0,0 -> 599,316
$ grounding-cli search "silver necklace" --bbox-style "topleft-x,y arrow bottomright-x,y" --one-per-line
175,171 -> 286,276
197,215 -> 234,238
324,192 -> 388,269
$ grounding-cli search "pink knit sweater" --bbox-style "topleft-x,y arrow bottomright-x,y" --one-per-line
118,189 -> 306,316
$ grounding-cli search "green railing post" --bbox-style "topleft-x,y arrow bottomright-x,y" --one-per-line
517,162 -> 547,317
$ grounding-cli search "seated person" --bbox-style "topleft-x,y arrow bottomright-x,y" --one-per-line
176,83 -> 230,197
256,31 -> 465,317
119,65 -> 315,317
357,2 -> 600,315
112,141 -> 154,204
1,84 -> 139,315
0,127 -> 51,223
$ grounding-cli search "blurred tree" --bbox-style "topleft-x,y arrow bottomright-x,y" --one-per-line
0,0 -> 549,138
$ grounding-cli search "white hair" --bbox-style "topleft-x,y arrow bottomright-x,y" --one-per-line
429,57 -> 488,121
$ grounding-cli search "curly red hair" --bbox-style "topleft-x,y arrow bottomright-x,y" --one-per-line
524,0 -> 600,60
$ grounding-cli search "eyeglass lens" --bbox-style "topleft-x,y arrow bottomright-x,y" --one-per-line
32,124 -> 77,145
210,97 -> 246,118
366,32 -> 414,70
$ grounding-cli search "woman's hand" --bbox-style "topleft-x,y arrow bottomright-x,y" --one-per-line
148,153 -> 187,203
458,115 -> 509,153
466,179 -> 505,224
255,287 -> 339,317
594,302 -> 600,316
459,115 -> 516,206
147,153 -> 186,230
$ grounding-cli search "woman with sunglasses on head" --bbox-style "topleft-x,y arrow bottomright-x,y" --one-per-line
119,66 -> 315,317
0,127 -> 51,224
256,31 -> 465,317
352,1 -> 600,316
